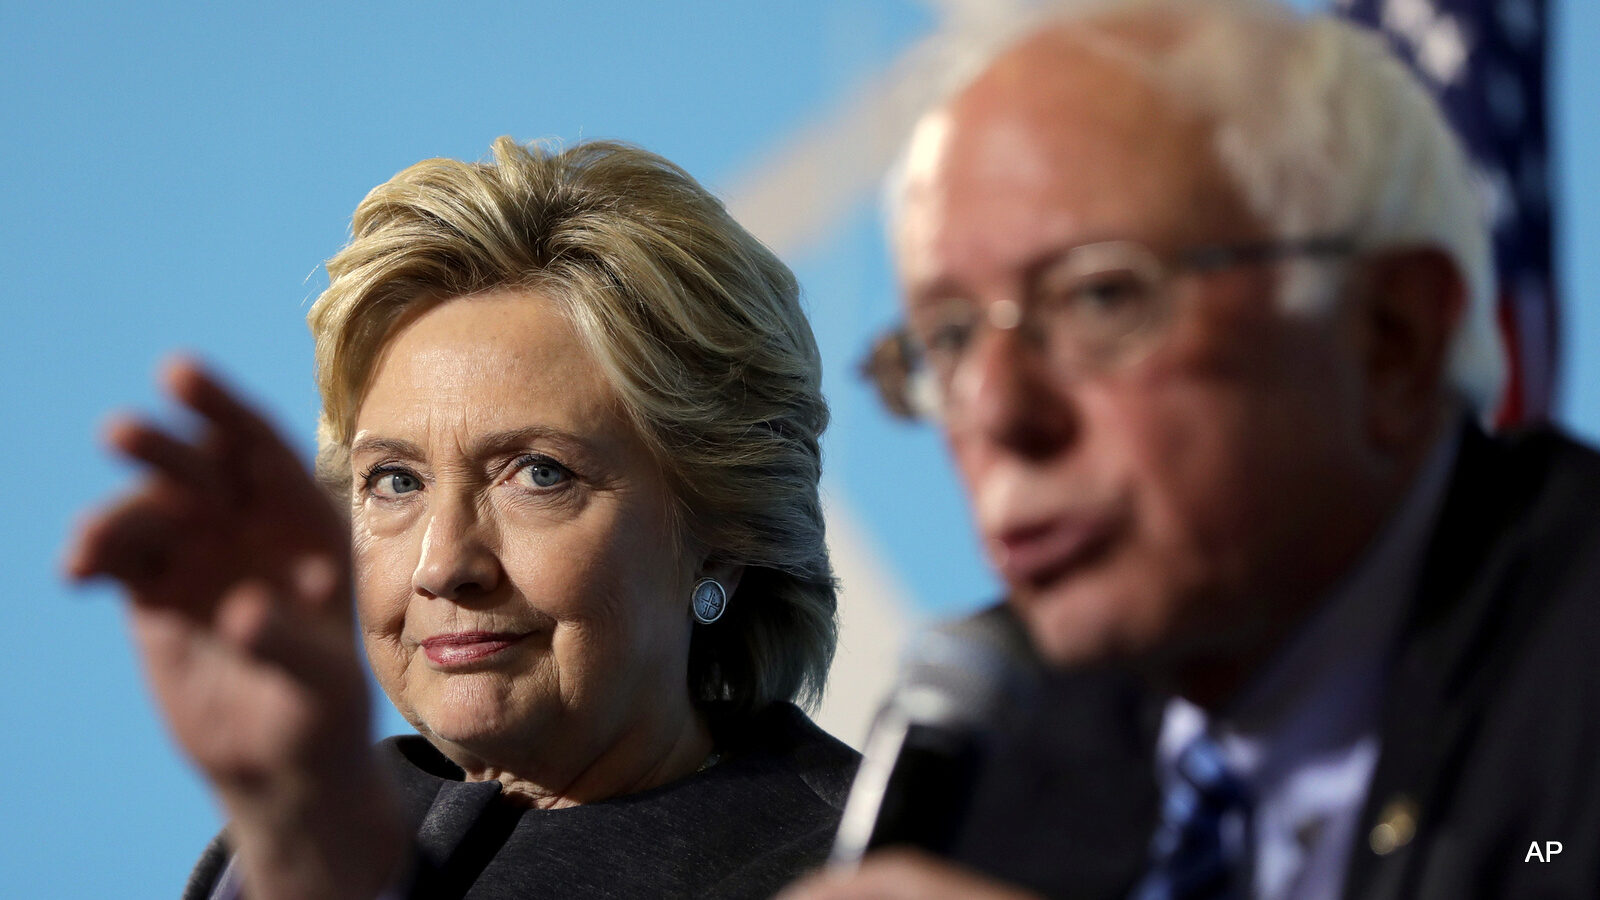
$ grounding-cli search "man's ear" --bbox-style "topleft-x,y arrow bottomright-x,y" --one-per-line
1353,246 -> 1465,454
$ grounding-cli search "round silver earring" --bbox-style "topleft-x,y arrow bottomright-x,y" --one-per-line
691,577 -> 728,624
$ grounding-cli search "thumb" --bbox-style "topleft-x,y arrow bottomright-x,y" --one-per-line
216,567 -> 364,699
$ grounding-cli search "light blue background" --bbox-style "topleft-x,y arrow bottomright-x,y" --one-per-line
2,2 -> 1594,896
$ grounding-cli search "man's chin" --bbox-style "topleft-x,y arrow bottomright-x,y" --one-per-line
1008,584 -> 1155,670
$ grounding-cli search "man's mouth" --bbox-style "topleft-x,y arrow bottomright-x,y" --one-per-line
990,514 -> 1117,588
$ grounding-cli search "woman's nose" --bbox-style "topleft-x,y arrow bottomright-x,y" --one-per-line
412,497 -> 501,602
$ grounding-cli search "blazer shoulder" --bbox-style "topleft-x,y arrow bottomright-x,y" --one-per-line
734,702 -> 862,811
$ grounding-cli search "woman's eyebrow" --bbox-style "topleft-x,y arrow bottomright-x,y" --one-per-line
348,428 -> 606,463
349,435 -> 425,460
469,426 -> 600,459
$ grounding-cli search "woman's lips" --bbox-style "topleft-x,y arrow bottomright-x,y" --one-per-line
420,631 -> 528,667
991,515 -> 1116,587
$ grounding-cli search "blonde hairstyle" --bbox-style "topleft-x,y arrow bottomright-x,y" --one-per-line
308,137 -> 836,716
890,0 -> 1505,413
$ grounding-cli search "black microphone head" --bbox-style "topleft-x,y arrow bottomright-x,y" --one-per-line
830,603 -> 1041,864
890,602 -> 1041,730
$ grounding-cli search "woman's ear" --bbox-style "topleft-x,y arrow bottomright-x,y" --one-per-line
698,561 -> 745,599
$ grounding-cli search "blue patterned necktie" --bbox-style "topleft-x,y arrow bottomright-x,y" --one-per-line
1131,734 -> 1251,900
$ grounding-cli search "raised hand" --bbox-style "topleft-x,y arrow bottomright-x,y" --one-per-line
64,358 -> 403,900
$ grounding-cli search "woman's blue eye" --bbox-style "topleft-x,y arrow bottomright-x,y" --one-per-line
517,458 -> 570,489
368,469 -> 422,498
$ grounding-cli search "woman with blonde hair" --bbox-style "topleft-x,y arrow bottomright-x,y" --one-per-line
67,137 -> 855,899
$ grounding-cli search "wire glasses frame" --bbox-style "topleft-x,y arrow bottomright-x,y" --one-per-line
860,236 -> 1356,421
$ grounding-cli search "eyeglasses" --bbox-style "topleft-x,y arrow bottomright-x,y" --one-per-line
860,236 -> 1355,421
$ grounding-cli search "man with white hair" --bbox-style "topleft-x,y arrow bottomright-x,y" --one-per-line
786,1 -> 1599,898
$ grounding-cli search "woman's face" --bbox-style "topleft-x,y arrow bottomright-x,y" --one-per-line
348,289 -> 698,775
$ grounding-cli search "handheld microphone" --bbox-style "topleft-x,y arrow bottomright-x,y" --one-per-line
829,606 -> 1037,865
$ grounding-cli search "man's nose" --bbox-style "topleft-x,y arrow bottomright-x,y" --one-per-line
949,305 -> 1078,457
412,494 -> 502,602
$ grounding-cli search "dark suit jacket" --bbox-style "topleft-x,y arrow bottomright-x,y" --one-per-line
183,703 -> 859,900
945,424 -> 1600,899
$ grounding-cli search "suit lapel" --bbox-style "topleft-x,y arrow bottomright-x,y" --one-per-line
1341,424 -> 1553,899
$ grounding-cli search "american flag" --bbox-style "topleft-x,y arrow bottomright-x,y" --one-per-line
1336,0 -> 1557,425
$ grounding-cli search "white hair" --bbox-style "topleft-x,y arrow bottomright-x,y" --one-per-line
889,0 -> 1505,413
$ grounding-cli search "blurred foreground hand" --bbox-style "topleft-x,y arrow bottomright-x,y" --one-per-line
64,358 -> 404,900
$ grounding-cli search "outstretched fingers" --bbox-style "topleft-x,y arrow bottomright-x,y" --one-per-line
64,408 -> 229,592
164,357 -> 296,460
64,482 -> 200,589
162,356 -> 339,525
104,415 -> 224,499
